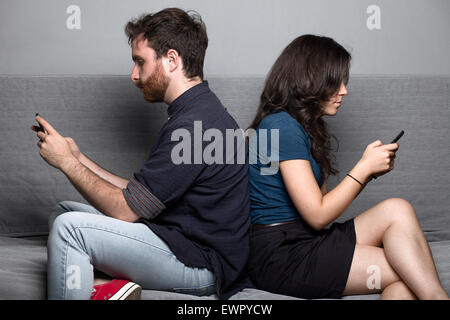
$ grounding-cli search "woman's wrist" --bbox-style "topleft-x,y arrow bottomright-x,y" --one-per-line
350,160 -> 371,185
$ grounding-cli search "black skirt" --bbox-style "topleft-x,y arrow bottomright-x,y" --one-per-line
248,218 -> 356,299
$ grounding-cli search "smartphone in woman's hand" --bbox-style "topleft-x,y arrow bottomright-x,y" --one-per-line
371,130 -> 404,180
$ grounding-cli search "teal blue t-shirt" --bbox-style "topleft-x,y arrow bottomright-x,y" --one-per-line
249,111 -> 323,225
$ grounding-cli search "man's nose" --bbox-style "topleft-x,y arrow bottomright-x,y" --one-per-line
130,65 -> 140,83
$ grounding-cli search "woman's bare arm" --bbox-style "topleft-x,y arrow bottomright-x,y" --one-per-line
280,140 -> 398,230
280,159 -> 368,230
320,180 -> 327,195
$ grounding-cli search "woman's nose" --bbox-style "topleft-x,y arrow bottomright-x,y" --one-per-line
339,83 -> 348,96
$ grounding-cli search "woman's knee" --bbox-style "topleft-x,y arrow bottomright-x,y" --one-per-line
380,198 -> 418,226
355,198 -> 417,243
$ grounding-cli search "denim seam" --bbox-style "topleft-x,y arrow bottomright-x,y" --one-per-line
62,239 -> 69,299
66,225 -> 176,258
173,281 -> 216,290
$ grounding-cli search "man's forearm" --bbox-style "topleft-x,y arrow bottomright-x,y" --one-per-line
60,157 -> 139,222
79,153 -> 129,189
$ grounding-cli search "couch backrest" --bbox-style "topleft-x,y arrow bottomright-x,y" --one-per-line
0,76 -> 449,240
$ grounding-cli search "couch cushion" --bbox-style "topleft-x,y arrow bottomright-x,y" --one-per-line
0,236 -> 448,300
1,76 -> 449,239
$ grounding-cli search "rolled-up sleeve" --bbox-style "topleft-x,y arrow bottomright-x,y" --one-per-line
122,176 -> 166,220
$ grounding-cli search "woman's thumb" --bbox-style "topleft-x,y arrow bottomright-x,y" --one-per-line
370,139 -> 383,147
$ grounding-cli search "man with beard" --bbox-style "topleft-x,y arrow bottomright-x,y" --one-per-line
33,8 -> 251,300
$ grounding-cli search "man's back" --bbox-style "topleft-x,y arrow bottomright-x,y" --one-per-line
124,81 -> 251,299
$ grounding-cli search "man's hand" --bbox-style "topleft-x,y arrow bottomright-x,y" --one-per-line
31,116 -> 138,222
31,115 -> 78,169
65,137 -> 83,160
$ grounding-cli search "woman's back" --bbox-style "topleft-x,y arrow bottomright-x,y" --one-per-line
249,110 -> 323,225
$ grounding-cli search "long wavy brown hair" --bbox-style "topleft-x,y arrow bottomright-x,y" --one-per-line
248,34 -> 351,178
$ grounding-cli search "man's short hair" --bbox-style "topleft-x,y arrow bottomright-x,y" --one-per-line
125,8 -> 208,80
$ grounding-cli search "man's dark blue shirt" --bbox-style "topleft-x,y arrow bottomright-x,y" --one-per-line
123,81 -> 252,299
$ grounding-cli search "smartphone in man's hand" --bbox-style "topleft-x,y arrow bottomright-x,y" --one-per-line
35,113 -> 46,133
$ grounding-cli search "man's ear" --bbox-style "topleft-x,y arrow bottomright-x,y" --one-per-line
164,49 -> 180,73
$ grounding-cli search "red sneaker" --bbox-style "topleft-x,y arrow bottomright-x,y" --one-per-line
90,279 -> 142,300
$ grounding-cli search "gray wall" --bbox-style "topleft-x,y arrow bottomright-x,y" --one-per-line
1,0 -> 449,76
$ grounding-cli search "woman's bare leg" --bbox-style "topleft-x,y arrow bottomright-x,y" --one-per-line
381,281 -> 417,300
346,198 -> 448,300
342,244 -> 416,299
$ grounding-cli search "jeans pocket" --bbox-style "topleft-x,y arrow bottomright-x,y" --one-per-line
173,283 -> 216,296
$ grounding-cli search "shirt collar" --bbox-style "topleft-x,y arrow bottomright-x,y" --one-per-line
167,80 -> 210,119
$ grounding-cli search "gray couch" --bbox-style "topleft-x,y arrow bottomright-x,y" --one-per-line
0,75 -> 449,300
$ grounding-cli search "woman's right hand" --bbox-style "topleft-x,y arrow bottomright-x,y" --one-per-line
360,140 -> 399,178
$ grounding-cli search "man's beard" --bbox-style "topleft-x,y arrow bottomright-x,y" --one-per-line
136,62 -> 169,103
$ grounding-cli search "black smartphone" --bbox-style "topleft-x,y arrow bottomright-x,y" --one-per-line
371,130 -> 404,180
390,130 -> 404,143
35,113 -> 45,133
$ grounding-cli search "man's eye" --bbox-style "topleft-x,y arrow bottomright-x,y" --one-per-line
137,60 -> 144,66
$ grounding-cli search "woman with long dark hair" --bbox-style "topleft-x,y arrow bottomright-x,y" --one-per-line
247,35 -> 448,299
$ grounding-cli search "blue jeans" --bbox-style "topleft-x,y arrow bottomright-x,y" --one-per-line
47,201 -> 216,299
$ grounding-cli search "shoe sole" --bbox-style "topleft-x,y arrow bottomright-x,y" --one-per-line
109,282 -> 142,300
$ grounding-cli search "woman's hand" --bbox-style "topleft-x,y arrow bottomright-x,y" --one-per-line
359,140 -> 398,178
